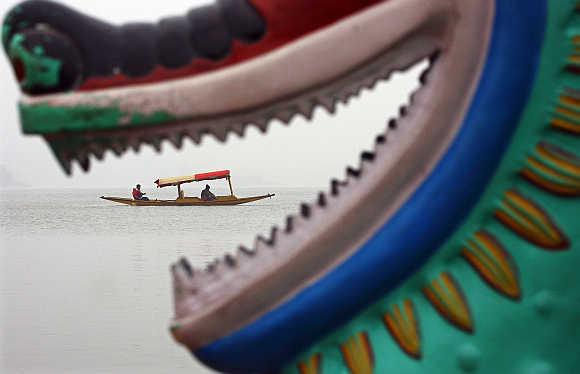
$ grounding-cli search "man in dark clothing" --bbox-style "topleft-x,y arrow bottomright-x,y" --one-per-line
200,184 -> 216,201
132,184 -> 149,200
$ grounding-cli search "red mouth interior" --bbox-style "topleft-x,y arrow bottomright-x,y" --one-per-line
12,57 -> 25,83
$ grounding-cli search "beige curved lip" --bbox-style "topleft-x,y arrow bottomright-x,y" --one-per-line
169,0 -> 495,350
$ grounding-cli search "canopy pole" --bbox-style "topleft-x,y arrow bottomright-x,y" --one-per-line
227,176 -> 234,196
177,184 -> 182,199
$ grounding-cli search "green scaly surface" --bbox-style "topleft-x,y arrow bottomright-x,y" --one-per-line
286,1 -> 580,373
19,102 -> 177,135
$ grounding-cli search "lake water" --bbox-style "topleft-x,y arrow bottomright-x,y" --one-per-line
0,187 -> 317,374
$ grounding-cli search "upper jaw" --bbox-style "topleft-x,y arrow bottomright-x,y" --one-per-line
14,0 -> 450,174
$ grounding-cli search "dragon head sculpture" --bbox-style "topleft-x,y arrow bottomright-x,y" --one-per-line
3,0 -> 579,373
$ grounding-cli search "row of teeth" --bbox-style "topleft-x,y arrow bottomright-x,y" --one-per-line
169,60 -> 436,326
47,56 -> 434,301
195,146 -> 379,274
170,58 -> 434,292
46,54 -> 435,176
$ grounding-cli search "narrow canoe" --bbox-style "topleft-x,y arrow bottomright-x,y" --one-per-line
100,194 -> 275,206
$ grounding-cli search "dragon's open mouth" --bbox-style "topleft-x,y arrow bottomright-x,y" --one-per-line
4,0 -> 496,369
161,0 -> 494,351
6,1 -> 580,373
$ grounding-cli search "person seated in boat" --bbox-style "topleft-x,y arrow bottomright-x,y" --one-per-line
200,184 -> 216,201
132,184 -> 149,201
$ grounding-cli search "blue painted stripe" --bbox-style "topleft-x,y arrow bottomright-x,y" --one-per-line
196,1 -> 547,372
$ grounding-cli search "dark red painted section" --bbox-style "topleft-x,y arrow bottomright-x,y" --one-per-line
79,0 -> 384,91
194,170 -> 231,181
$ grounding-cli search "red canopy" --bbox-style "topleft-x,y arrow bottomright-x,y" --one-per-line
155,170 -> 230,188
194,170 -> 230,181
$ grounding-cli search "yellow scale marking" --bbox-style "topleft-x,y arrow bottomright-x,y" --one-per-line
495,190 -> 569,249
462,231 -> 520,300
423,273 -> 473,333
340,332 -> 374,374
383,300 -> 421,359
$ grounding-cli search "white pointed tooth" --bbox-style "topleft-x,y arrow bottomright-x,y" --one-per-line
419,67 -> 430,84
231,122 -> 246,137
409,91 -> 418,105
330,179 -> 347,196
277,109 -> 295,124
374,134 -> 387,148
128,137 -> 142,152
317,192 -> 327,207
205,260 -> 218,274
150,138 -> 162,153
284,215 -> 294,233
224,254 -> 237,267
360,76 -> 376,90
300,203 -> 312,218
76,152 -> 91,172
186,130 -> 202,145
399,105 -> 408,117
254,235 -> 270,251
238,245 -> 255,257
254,118 -> 269,133
346,166 -> 361,179
212,126 -> 229,142
90,145 -> 105,161
55,153 -> 72,175
268,227 -> 279,245
379,69 -> 392,80
357,152 -> 374,174
333,91 -> 347,104
167,133 -> 184,149
344,91 -> 358,103
179,257 -> 195,277
319,97 -> 337,114
110,142 -> 126,157
171,262 -> 195,295
361,151 -> 376,163
298,100 -> 316,120
345,85 -> 361,102
74,146 -> 89,160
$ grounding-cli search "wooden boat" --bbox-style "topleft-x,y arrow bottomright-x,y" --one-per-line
100,170 -> 275,206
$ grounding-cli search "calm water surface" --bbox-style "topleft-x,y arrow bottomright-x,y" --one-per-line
0,187 -> 316,374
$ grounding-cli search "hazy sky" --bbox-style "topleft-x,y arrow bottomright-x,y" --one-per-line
0,0 -> 422,189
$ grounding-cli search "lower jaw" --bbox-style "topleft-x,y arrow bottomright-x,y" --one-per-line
171,0 -> 495,358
